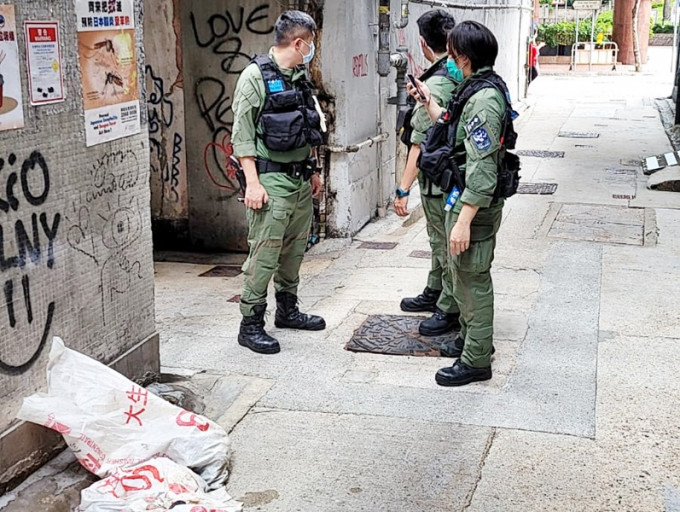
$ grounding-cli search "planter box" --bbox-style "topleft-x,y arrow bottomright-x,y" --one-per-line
650,34 -> 673,46
540,46 -> 559,56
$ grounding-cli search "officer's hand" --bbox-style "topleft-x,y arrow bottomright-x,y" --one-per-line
406,79 -> 431,105
311,173 -> 323,198
394,196 -> 409,217
449,221 -> 471,256
245,181 -> 269,210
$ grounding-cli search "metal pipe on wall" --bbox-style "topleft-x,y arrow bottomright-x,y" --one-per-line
410,0 -> 532,11
394,0 -> 410,28
378,0 -> 392,76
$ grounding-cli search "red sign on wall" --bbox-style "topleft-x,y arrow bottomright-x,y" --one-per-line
24,22 -> 65,105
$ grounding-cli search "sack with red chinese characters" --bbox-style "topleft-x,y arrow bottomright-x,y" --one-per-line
17,337 -> 231,490
76,457 -> 241,512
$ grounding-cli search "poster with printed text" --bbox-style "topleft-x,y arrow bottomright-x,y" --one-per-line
0,5 -> 25,131
25,22 -> 65,105
76,0 -> 140,146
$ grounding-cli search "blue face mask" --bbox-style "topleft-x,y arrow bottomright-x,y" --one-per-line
299,40 -> 315,64
447,57 -> 464,82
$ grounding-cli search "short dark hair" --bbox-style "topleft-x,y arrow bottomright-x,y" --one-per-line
275,10 -> 316,46
447,20 -> 498,71
416,9 -> 455,53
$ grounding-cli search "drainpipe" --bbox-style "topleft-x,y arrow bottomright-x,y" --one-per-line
394,0 -> 410,29
378,0 -> 391,77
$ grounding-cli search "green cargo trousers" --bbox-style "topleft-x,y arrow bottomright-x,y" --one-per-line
240,184 -> 312,317
447,206 -> 503,368
420,177 -> 458,315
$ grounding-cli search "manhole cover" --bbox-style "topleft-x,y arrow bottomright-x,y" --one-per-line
548,204 -> 644,246
517,183 -> 558,195
612,194 -> 636,200
345,315 -> 452,356
575,144 -> 595,148
516,150 -> 565,159
558,131 -> 600,139
359,242 -> 397,250
227,294 -> 241,303
199,265 -> 243,277
408,250 -> 432,259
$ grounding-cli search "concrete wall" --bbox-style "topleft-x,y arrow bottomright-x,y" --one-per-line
322,0 -> 397,237
144,0 -> 189,247
0,0 -> 158,490
179,0 -> 284,251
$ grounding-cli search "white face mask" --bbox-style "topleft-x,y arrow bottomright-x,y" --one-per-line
298,39 -> 315,64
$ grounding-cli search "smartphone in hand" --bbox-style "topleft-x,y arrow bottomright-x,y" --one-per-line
407,74 -> 426,103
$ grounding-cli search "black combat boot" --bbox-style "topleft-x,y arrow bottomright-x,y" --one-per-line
400,287 -> 441,313
435,359 -> 492,387
238,304 -> 280,354
275,292 -> 326,331
419,307 -> 461,336
439,335 -> 495,358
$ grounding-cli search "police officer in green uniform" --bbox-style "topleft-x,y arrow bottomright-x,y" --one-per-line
409,21 -> 512,386
232,11 -> 325,355
394,10 -> 461,338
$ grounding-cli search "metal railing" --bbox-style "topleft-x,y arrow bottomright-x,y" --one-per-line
570,41 -> 619,71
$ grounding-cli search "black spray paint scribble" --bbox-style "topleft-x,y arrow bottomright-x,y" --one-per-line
146,65 -> 182,203
67,152 -> 144,326
0,150 -> 59,375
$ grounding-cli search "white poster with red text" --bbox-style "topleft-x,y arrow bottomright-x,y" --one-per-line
25,22 -> 65,105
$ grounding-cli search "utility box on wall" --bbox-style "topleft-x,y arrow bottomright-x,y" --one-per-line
0,0 -> 158,491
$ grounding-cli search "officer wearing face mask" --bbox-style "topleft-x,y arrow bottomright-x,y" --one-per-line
231,10 -> 326,355
395,9 -> 460,338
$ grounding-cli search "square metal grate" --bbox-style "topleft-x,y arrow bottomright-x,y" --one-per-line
359,242 -> 398,250
345,315 -> 451,356
517,183 -> 558,195
516,150 -> 565,159
408,250 -> 432,259
199,265 -> 243,278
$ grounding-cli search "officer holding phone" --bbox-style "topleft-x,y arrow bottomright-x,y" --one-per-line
395,9 -> 460,338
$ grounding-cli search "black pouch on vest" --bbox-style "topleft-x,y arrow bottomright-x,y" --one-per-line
259,111 -> 307,152
496,151 -> 521,199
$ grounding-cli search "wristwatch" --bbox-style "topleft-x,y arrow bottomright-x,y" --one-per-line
395,187 -> 410,198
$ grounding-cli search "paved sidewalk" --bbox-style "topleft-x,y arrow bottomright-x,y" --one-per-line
3,49 -> 679,511
150,49 -> 680,511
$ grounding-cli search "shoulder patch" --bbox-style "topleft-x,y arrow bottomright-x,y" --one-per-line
266,78 -> 285,93
465,113 -> 485,136
471,127 -> 492,151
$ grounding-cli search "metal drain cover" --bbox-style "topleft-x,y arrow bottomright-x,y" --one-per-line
359,242 -> 397,250
516,150 -> 565,158
345,315 -> 450,356
548,204 -> 644,246
559,131 -> 600,139
199,265 -> 243,277
518,183 -> 558,195
408,250 -> 432,259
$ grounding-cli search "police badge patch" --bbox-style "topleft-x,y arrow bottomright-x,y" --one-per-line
465,115 -> 483,135
472,127 -> 492,151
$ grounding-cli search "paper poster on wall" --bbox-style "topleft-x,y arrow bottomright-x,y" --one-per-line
75,0 -> 140,146
0,5 -> 25,131
25,22 -> 65,105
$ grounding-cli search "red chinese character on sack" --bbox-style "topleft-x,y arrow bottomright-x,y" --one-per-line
124,15 -> 130,25
176,411 -> 210,432
9,31 -> 14,41
78,453 -> 102,473
100,465 -> 164,498
44,413 -> 72,435
124,385 -> 148,426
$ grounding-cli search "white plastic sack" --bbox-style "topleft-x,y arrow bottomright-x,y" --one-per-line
17,337 -> 231,489
76,457 -> 242,512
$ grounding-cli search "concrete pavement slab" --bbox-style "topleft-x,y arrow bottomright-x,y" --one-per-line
227,410 -> 492,512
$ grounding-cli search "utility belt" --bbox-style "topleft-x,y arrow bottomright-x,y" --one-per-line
255,157 -> 318,181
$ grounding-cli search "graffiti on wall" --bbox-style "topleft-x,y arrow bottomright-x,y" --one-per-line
66,150 -> 144,326
352,54 -> 369,78
146,65 -> 183,204
0,151 -> 60,375
189,3 -> 273,192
